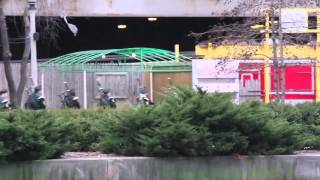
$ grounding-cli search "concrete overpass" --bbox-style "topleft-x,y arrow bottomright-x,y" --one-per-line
2,0 -> 318,17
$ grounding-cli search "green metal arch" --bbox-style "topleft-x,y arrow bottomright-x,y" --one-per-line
40,48 -> 192,73
43,48 -> 191,65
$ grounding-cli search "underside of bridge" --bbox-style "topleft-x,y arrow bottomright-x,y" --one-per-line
3,0 -> 318,17
3,0 -> 319,60
8,17 -> 238,59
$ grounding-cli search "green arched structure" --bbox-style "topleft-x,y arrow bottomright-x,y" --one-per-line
40,48 -> 192,73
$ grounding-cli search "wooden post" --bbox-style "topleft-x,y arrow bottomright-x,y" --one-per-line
41,71 -> 44,96
208,43 -> 213,60
149,67 -> 154,101
83,70 -> 88,109
175,44 -> 180,62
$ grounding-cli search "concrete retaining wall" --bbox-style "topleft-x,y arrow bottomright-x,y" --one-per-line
1,156 -> 320,180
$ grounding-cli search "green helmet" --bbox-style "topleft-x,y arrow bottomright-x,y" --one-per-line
102,88 -> 111,94
139,87 -> 148,94
0,89 -> 8,95
34,86 -> 41,93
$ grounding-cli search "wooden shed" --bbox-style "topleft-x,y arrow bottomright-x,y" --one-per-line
40,48 -> 192,108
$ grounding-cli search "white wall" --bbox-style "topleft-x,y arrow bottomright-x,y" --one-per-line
197,78 -> 238,93
192,60 -> 240,103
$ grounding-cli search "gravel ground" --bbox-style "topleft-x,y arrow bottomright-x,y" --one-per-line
294,150 -> 320,155
61,152 -> 119,159
60,150 -> 320,159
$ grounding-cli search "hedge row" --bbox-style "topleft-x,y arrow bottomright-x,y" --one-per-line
0,110 -> 105,162
99,87 -> 299,156
1,87 -> 320,162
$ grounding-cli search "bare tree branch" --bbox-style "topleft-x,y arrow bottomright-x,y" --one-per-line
190,0 -> 315,103
17,9 -> 31,106
0,5 -> 17,108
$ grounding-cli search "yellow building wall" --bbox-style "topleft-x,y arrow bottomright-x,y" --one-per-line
195,44 -> 317,103
195,44 -> 316,60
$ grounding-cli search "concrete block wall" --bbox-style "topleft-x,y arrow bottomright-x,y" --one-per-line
1,156 -> 320,180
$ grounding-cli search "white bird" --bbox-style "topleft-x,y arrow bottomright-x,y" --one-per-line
63,16 -> 78,37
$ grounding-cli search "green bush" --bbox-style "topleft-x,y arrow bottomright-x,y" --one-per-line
0,109 -> 110,162
2,87 -> 320,162
269,103 -> 320,150
98,107 -> 156,155
98,87 -> 299,156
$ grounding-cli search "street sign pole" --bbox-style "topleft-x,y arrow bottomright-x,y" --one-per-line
28,0 -> 38,86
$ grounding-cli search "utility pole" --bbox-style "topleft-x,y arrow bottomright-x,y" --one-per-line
279,0 -> 285,103
264,13 -> 271,103
317,1 -> 320,102
28,0 -> 38,86
270,0 -> 280,102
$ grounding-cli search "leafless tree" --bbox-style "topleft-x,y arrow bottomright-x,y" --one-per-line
0,0 -> 65,108
191,0 -> 316,103
0,4 -> 17,107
